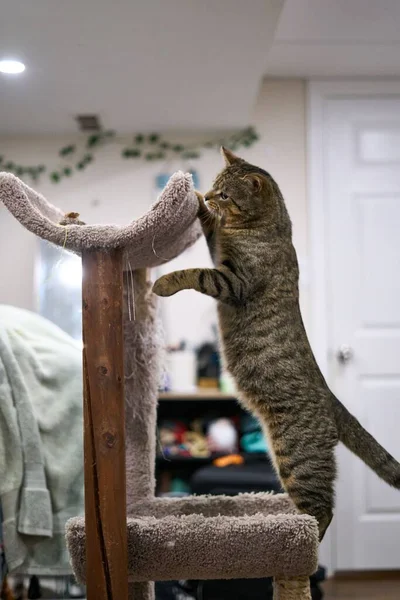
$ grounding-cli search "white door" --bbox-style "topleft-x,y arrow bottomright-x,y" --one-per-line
313,84 -> 400,570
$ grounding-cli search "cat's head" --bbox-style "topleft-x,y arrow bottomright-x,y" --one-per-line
204,147 -> 291,234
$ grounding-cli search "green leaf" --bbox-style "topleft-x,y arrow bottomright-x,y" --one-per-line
83,153 -> 93,163
50,171 -> 60,182
145,153 -> 154,161
38,165 -> 46,173
5,162 -> 15,171
173,144 -> 184,153
182,151 -> 198,159
149,133 -> 159,144
0,155 -> 3,164
87,134 -> 100,147
16,166 -> 25,176
160,141 -> 170,150
76,161 -> 85,170
59,145 -> 76,157
63,167 -> 72,176
135,134 -> 144,144
123,148 -> 141,158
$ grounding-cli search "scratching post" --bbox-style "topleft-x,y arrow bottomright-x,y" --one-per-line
82,249 -> 128,600
124,268 -> 159,600
124,269 -> 159,508
1,171 -> 319,600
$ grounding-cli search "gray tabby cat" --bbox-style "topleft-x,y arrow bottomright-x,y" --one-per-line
153,147 -> 400,540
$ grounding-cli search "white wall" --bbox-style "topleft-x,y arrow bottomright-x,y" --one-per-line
251,79 -> 307,262
0,78 -> 309,342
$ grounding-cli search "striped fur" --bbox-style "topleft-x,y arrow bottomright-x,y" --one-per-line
153,148 -> 400,540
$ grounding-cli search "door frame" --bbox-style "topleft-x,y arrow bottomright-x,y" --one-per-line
307,79 -> 400,573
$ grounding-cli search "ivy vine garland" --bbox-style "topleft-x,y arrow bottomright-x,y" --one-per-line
0,126 -> 258,184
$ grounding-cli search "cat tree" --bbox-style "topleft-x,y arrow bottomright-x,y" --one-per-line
0,171 -> 319,600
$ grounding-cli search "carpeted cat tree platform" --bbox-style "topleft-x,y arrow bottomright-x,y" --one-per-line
0,171 -> 319,600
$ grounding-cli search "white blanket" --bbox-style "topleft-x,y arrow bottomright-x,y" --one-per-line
0,305 -> 84,575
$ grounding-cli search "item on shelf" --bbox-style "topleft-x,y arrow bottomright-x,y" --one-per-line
219,369 -> 237,394
158,420 -> 189,457
182,430 -> 209,458
241,431 -> 268,454
187,419 -> 211,457
190,456 -> 282,496
159,369 -> 171,393
213,454 -> 244,468
196,342 -> 220,389
158,419 -> 211,459
207,418 -> 238,454
166,342 -> 196,392
169,478 -> 191,495
240,414 -> 268,453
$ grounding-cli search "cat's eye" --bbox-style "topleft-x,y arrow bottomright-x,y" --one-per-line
220,192 -> 228,200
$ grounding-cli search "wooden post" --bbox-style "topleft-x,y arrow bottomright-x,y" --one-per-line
82,249 -> 129,600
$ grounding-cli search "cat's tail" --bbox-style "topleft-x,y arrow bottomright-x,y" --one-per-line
331,396 -> 400,489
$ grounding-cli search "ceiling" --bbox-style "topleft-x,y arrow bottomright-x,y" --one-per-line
1,0 -> 400,136
265,0 -> 400,77
0,0 -> 283,135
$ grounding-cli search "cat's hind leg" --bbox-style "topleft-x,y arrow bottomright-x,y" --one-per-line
277,448 -> 336,542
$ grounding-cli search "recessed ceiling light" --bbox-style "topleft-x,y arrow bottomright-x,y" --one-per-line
0,59 -> 26,74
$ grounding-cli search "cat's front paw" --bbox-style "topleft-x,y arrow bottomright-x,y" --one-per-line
152,275 -> 178,297
195,191 -> 207,216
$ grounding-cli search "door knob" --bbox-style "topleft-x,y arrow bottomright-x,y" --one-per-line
337,344 -> 353,364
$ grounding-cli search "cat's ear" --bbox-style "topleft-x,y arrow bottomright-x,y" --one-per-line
243,173 -> 265,193
221,146 -> 244,166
